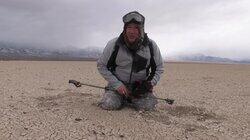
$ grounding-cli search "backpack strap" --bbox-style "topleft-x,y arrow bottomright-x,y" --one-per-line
107,44 -> 120,73
146,41 -> 156,81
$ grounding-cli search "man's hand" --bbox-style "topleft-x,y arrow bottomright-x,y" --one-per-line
133,80 -> 153,95
143,80 -> 153,92
117,84 -> 130,97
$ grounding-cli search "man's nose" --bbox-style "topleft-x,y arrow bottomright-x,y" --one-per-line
129,29 -> 137,34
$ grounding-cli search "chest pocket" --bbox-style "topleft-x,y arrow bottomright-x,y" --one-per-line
115,47 -> 133,67
132,53 -> 148,73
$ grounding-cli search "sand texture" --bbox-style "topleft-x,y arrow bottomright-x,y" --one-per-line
0,61 -> 249,140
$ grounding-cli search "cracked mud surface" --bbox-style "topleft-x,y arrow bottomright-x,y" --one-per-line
0,61 -> 249,139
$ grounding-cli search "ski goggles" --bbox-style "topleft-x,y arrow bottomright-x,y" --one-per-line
123,11 -> 145,24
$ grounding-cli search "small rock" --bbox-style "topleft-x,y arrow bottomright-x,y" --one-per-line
92,130 -> 97,134
75,118 -> 82,121
20,132 -> 27,136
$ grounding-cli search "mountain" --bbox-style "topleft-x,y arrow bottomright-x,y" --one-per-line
0,42 -> 249,63
171,54 -> 250,64
0,42 -> 102,60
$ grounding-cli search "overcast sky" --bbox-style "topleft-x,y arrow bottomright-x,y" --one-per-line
0,0 -> 250,60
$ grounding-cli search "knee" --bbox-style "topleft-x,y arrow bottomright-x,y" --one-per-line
133,96 -> 158,111
99,92 -> 122,110
136,102 -> 157,111
99,100 -> 122,110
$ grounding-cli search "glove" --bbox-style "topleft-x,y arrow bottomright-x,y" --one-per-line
132,80 -> 153,96
141,80 -> 153,92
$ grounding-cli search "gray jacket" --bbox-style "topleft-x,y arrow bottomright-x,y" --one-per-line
97,35 -> 164,90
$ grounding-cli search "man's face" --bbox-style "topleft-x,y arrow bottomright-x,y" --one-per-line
125,23 -> 140,44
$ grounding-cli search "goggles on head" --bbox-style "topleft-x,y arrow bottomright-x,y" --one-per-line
123,11 -> 145,25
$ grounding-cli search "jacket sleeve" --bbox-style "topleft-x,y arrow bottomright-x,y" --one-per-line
97,39 -> 123,90
150,40 -> 164,86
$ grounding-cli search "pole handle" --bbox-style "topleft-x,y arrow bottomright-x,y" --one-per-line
69,80 -> 81,87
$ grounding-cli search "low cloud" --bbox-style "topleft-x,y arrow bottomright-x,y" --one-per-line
0,0 -> 249,60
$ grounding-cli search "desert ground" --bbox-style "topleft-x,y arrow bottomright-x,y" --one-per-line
0,61 -> 249,140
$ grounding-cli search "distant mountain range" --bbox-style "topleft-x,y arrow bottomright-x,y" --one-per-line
0,42 -> 101,60
0,42 -> 249,64
171,54 -> 250,64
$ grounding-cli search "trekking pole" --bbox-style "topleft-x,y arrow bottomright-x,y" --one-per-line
69,80 -> 174,105
69,79 -> 108,90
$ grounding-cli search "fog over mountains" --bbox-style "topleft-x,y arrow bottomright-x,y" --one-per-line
0,42 -> 101,61
0,41 -> 249,64
171,54 -> 250,64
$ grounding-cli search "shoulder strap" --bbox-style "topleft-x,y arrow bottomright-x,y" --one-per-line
146,40 -> 157,81
107,44 -> 120,73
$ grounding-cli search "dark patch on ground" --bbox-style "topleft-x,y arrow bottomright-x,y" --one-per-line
184,124 -> 208,132
41,87 -> 56,91
140,111 -> 171,125
35,91 -> 94,108
167,106 -> 224,121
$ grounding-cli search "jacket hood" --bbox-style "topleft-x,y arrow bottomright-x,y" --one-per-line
122,11 -> 145,42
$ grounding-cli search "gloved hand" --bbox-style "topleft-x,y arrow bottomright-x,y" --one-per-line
147,81 -> 153,92
133,80 -> 153,96
141,80 -> 153,92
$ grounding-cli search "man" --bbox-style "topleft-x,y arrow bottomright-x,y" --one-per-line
97,11 -> 164,111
